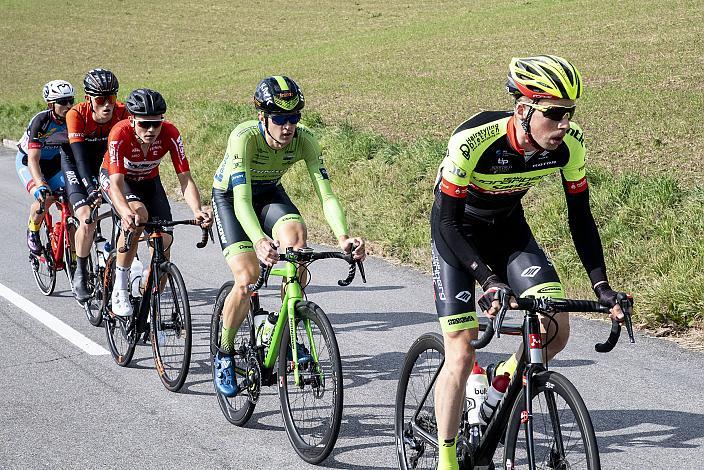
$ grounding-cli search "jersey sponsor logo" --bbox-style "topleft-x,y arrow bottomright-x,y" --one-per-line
446,315 -> 475,326
448,164 -> 467,178
214,163 -> 225,182
565,176 -> 588,194
521,266 -> 541,278
460,123 -> 501,156
431,251 -> 446,301
320,168 -> 329,179
567,127 -> 585,146
537,285 -> 562,294
213,203 -> 227,243
174,136 -> 186,161
473,174 -> 546,192
455,291 -> 472,303
230,171 -> 246,187
65,170 -> 79,186
69,132 -> 84,139
124,158 -> 161,171
440,178 -> 468,198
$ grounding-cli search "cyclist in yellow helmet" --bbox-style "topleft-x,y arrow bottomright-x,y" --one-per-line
430,55 -> 629,470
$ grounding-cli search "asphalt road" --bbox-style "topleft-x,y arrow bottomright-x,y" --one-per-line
1,145 -> 703,469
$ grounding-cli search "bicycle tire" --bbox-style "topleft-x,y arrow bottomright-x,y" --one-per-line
503,370 -> 601,470
103,253 -> 137,366
395,332 -> 444,470
277,301 -> 343,465
64,217 -> 78,295
84,248 -> 103,326
31,219 -> 56,296
210,281 -> 256,426
150,262 -> 192,392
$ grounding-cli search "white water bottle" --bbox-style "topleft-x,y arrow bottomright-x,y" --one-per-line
465,362 -> 489,425
129,257 -> 144,298
253,310 -> 269,346
96,239 -> 108,268
259,312 -> 278,346
479,372 -> 510,425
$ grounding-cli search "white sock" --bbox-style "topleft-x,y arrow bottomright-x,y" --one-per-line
114,265 -> 130,291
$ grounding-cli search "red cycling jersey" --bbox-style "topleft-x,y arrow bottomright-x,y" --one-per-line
67,101 -> 129,145
103,119 -> 190,181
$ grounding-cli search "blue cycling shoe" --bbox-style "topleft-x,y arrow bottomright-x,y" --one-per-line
287,341 -> 313,365
213,351 -> 239,397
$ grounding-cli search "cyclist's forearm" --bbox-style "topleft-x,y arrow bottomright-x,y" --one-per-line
565,187 -> 608,286
177,171 -> 204,214
435,191 -> 495,287
69,142 -> 97,191
26,149 -> 45,185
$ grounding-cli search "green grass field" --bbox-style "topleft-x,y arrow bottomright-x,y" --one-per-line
2,0 -> 702,329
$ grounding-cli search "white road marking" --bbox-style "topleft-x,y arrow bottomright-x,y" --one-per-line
0,282 -> 109,355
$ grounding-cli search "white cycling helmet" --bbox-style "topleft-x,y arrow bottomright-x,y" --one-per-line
42,80 -> 75,103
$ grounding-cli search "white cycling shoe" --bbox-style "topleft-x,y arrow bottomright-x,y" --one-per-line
111,289 -> 133,317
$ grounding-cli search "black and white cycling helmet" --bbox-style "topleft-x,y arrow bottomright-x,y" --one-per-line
84,68 -> 119,96
42,80 -> 75,103
125,88 -> 167,116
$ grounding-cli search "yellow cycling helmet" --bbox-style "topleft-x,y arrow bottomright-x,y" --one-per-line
506,55 -> 582,100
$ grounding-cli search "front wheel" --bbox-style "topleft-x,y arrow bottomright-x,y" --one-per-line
395,332 -> 444,470
503,370 -> 601,470
278,301 -> 343,465
150,262 -> 192,392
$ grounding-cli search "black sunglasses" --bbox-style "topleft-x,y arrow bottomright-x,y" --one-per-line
54,98 -> 75,106
134,120 -> 163,129
526,103 -> 576,121
268,113 -> 301,125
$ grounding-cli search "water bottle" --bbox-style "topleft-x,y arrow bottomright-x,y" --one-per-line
253,309 -> 269,346
479,372 -> 511,425
96,238 -> 108,268
465,362 -> 489,426
259,312 -> 278,347
129,257 -> 144,298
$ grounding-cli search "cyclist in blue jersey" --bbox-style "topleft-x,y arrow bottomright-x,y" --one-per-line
16,80 -> 75,254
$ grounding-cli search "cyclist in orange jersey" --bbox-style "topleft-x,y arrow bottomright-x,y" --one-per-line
63,68 -> 129,301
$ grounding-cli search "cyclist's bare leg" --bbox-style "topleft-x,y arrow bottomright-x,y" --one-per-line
74,204 -> 96,258
435,327 -> 478,442
28,194 -> 57,227
222,251 -> 260,331
274,220 -> 308,293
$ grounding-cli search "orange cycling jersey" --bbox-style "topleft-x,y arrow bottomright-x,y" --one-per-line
103,119 -> 190,181
67,101 -> 129,145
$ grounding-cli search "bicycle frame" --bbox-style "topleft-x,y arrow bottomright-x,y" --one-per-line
261,260 -> 319,387
42,197 -> 73,270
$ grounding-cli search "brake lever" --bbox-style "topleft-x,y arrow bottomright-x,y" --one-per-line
357,260 -> 366,283
618,293 -> 635,344
493,288 -> 511,339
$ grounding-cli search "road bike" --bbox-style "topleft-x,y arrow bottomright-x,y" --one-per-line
210,247 -> 365,464
395,292 -> 634,470
102,219 -> 211,392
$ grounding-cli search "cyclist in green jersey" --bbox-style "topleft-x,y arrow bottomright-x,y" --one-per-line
431,55 -> 628,470
211,76 -> 366,397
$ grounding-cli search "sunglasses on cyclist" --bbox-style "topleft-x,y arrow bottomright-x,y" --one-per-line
134,119 -> 164,129
92,95 -> 117,106
54,98 -> 75,106
268,113 -> 302,125
525,102 -> 576,121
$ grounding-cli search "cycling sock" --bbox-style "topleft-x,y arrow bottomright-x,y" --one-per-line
220,326 -> 236,354
438,435 -> 459,470
28,219 -> 41,232
496,353 -> 518,378
76,256 -> 88,274
114,265 -> 130,291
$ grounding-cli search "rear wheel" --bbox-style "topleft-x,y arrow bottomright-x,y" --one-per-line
503,371 -> 600,470
30,219 -> 56,296
278,301 -> 343,465
210,281 -> 257,426
150,262 -> 192,392
395,332 -> 444,470
103,253 -> 137,366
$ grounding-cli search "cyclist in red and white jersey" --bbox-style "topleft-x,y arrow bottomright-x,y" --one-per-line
101,88 -> 212,317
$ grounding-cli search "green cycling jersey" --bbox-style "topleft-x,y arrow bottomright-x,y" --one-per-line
212,120 -> 348,243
